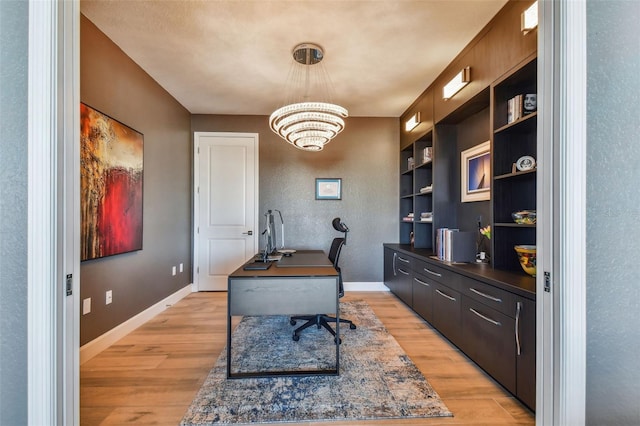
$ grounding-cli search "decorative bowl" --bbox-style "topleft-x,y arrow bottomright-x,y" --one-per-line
512,210 -> 537,225
514,245 -> 536,277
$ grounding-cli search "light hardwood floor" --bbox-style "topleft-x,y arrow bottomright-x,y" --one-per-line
80,291 -> 535,425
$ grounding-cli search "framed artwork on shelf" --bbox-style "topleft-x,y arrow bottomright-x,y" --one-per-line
80,103 -> 144,261
461,140 -> 490,202
315,178 -> 342,200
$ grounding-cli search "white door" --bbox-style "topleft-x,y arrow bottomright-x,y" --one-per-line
194,132 -> 259,291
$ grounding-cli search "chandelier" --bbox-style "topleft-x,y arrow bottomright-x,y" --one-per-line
269,43 -> 348,152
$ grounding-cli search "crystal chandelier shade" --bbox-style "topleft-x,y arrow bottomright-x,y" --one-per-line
269,43 -> 348,152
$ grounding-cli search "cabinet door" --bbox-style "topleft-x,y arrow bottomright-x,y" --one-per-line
412,274 -> 433,323
395,254 -> 413,307
383,249 -> 413,306
462,296 -> 516,394
516,298 -> 536,410
383,248 -> 398,293
431,282 -> 461,345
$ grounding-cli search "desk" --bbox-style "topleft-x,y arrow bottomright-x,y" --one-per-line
227,250 -> 340,378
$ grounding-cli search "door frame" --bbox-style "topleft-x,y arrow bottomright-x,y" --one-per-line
192,132 -> 259,291
538,0 -> 587,424
28,0 -> 80,424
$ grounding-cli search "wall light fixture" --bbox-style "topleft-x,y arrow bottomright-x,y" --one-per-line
443,67 -> 471,100
405,112 -> 421,132
521,1 -> 538,35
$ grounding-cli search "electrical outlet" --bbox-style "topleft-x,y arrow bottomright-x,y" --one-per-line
172,266 -> 177,276
179,263 -> 184,273
106,290 -> 112,305
83,298 -> 91,315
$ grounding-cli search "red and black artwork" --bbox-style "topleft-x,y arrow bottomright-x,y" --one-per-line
80,103 -> 143,261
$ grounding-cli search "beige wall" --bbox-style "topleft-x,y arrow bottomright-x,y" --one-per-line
80,15 -> 192,345
191,115 -> 399,282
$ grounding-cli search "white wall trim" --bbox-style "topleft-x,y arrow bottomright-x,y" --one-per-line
344,282 -> 389,292
538,1 -> 587,424
28,1 -> 58,424
556,0 -> 587,424
79,285 -> 193,364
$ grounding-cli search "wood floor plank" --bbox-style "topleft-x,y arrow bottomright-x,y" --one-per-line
80,291 -> 534,426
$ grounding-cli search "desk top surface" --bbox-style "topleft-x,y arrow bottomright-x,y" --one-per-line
229,250 -> 338,278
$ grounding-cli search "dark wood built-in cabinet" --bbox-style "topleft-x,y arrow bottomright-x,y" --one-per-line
388,0 -> 538,411
384,245 -> 536,410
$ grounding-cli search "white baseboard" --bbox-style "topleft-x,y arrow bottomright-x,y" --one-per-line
344,282 -> 389,292
79,284 -> 193,365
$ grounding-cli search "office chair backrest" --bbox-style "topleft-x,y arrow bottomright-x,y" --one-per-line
328,237 -> 345,268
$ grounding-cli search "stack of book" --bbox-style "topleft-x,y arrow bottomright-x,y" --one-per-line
436,228 -> 476,262
507,94 -> 524,124
420,212 -> 433,222
422,147 -> 433,164
419,184 -> 432,193
402,212 -> 414,222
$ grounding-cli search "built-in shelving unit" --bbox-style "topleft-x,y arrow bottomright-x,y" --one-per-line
389,0 -> 538,411
491,57 -> 537,273
399,131 -> 434,248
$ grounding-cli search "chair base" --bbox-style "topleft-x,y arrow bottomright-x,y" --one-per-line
290,314 -> 356,344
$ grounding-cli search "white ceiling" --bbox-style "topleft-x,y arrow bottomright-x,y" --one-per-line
80,0 -> 508,118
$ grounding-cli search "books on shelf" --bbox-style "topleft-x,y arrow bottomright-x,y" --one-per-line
420,212 -> 432,222
507,94 -> 523,124
402,212 -> 414,222
419,184 -> 432,193
421,147 -> 432,164
436,228 -> 476,263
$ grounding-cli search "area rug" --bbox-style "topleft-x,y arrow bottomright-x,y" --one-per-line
180,300 -> 452,425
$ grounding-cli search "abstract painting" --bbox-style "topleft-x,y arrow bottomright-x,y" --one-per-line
80,103 -> 143,261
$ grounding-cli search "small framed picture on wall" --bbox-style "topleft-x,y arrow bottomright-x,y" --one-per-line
461,141 -> 490,202
315,178 -> 342,200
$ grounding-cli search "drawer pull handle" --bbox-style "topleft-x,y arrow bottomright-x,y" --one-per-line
392,252 -> 397,276
398,268 -> 410,276
414,277 -> 429,286
398,256 -> 410,264
470,287 -> 502,303
515,301 -> 522,356
469,308 -> 501,326
423,268 -> 442,277
435,289 -> 456,302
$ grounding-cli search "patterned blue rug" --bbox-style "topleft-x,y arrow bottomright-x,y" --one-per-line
181,300 -> 452,424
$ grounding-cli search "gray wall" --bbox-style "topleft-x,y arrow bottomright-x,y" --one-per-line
191,115 -> 399,282
0,1 -> 28,423
80,16 -> 192,345
586,1 -> 640,424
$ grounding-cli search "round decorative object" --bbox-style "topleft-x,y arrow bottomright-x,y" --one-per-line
278,249 -> 296,256
514,245 -> 537,277
511,210 -> 537,225
516,155 -> 536,171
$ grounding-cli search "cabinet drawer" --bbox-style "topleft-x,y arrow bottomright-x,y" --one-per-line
394,252 -> 413,271
432,282 -> 461,345
461,278 -> 517,318
412,274 -> 434,323
414,259 -> 461,290
462,296 -> 516,393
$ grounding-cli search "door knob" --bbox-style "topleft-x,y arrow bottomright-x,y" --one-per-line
242,230 -> 253,235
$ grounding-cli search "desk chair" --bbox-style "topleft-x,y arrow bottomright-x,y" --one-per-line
290,218 -> 356,343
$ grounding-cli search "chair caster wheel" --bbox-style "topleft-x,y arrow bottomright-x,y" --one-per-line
350,323 -> 357,329
290,319 -> 297,326
293,334 -> 300,342
334,337 -> 342,344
